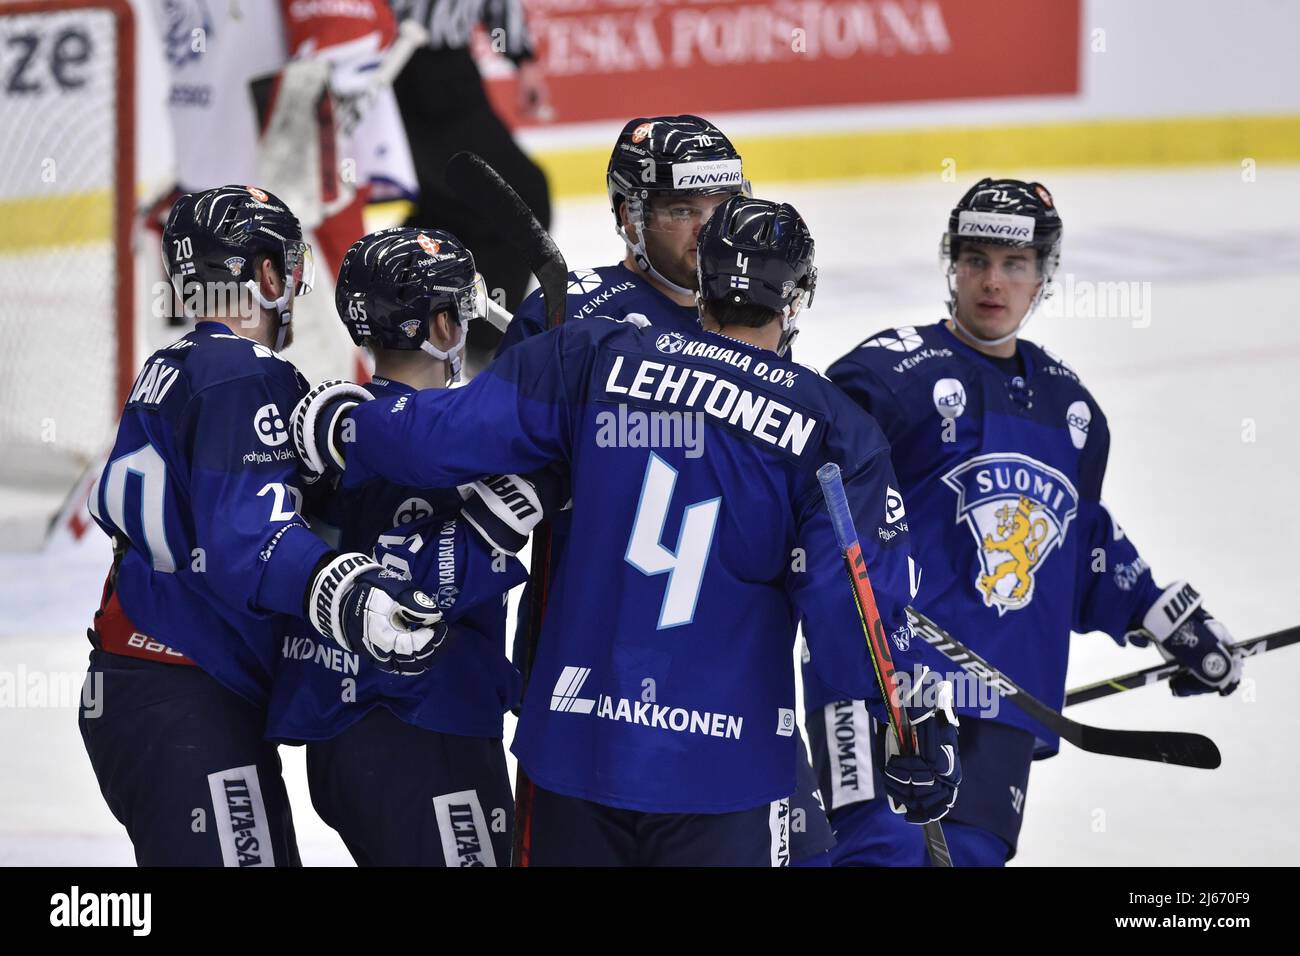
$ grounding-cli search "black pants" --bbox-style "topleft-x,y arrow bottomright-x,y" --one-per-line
524,784 -> 790,867
306,707 -> 513,866
79,650 -> 300,867
393,48 -> 552,371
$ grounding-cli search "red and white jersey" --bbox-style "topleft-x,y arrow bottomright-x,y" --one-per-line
150,0 -> 414,201
152,0 -> 288,191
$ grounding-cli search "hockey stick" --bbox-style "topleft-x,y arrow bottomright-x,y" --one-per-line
817,464 -> 952,868
1064,625 -> 1300,707
444,151 -> 566,868
905,607 -> 1222,769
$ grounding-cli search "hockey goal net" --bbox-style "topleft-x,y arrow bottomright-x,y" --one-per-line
0,0 -> 134,544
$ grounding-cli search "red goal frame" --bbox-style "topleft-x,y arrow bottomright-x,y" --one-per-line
4,0 -> 136,407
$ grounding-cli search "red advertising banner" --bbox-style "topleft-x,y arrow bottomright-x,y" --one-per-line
483,0 -> 1080,127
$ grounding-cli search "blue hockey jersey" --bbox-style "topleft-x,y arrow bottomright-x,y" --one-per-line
265,376 -> 526,742
88,321 -> 332,705
499,263 -> 700,353
338,319 -> 918,813
803,322 -> 1165,754
499,262 -> 705,667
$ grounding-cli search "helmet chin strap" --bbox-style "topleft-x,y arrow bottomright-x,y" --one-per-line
619,200 -> 694,298
420,321 -> 467,383
246,279 -> 294,351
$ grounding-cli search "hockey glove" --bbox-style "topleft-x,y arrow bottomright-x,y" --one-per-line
292,380 -> 373,481
460,465 -> 571,555
307,552 -> 447,676
882,669 -> 962,825
1126,581 -> 1240,696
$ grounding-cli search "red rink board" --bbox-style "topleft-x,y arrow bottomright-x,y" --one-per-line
484,0 -> 1081,127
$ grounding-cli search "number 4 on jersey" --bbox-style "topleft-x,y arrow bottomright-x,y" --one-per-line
625,453 -> 720,629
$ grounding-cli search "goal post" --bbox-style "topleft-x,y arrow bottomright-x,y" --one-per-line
0,0 -> 135,546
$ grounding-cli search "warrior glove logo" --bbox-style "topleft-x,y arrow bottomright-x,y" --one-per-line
942,454 -> 1079,615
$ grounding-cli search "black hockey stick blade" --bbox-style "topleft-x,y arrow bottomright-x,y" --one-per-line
1065,625 -> 1300,707
444,151 -> 567,330
906,608 -> 1222,769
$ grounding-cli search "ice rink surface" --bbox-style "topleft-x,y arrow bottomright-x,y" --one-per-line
2,165 -> 1298,866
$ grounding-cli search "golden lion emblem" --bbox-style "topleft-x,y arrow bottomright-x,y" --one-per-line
978,496 -> 1049,603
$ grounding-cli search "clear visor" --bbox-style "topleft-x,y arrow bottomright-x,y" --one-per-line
642,191 -> 737,232
452,272 -> 488,325
285,241 -> 314,296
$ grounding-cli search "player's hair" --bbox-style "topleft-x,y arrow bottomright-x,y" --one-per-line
703,297 -> 779,331
359,306 -> 458,354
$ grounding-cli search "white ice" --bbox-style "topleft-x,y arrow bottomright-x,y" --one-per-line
2,165 -> 1297,865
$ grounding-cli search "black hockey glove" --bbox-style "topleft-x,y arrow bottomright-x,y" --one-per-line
882,669 -> 962,825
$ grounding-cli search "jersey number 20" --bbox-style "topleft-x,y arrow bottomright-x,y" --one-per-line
625,452 -> 719,629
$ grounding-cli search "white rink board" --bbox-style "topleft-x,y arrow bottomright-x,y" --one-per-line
1,165 -> 1297,866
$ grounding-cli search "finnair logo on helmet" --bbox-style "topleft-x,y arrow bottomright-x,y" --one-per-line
672,159 -> 743,189
957,211 -> 1035,241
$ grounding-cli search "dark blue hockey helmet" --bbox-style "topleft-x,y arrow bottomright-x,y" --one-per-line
696,196 -> 816,355
335,227 -> 487,378
162,185 -> 313,325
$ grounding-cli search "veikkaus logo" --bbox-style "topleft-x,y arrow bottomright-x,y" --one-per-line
862,327 -> 923,353
568,269 -> 602,294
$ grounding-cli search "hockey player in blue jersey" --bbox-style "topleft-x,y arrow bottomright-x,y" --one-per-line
266,227 -> 528,866
499,114 -> 747,350
804,179 -> 1241,867
500,115 -> 836,863
291,195 -> 961,865
79,186 -> 444,866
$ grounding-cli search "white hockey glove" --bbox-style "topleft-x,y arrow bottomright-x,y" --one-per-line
1126,581 -> 1241,696
292,380 -> 373,481
307,552 -> 447,676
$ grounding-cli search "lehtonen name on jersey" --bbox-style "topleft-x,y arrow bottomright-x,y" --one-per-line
602,355 -> 818,457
